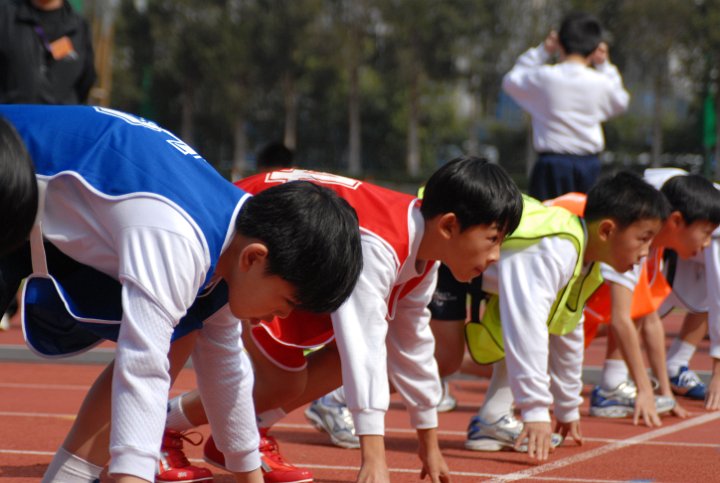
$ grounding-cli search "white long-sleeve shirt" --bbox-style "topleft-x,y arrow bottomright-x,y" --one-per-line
482,235 -> 584,422
332,207 -> 441,436
42,175 -> 259,480
502,44 -> 630,155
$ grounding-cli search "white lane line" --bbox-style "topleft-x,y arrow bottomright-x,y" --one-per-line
485,411 -> 720,482
0,451 -> 647,482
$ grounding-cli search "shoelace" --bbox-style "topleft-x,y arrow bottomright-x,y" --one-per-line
677,369 -> 702,388
163,431 -> 204,468
260,435 -> 290,464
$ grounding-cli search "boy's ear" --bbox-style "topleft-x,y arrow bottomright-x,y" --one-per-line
436,213 -> 459,240
597,218 -> 617,242
239,242 -> 269,272
667,211 -> 685,229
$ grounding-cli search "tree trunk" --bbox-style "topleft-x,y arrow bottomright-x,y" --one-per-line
347,47 -> 362,176
180,83 -> 194,145
651,76 -> 663,167
283,73 -> 298,151
406,75 -> 421,177
231,115 -> 247,181
466,90 -> 481,157
714,100 -> 720,180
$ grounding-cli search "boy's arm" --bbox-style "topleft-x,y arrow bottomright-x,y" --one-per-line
548,319 -> 584,444
704,236 -> 720,409
592,56 -> 630,119
501,43 -> 551,114
386,263 -> 441,429
386,263 -> 449,481
331,238 -> 399,479
497,236 -> 575,460
192,306 -> 262,472
640,310 -> 687,418
109,228 -> 206,481
607,282 -> 662,427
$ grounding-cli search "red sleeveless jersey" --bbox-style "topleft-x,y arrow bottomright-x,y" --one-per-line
236,169 -> 432,348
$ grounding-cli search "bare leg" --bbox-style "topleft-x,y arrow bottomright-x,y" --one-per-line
678,311 -> 707,346
430,319 -> 466,378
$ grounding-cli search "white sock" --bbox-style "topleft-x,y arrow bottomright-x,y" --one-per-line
165,394 -> 195,432
478,360 -> 514,423
42,447 -> 103,483
601,359 -> 629,391
667,339 -> 696,377
320,386 -> 346,407
257,407 -> 287,429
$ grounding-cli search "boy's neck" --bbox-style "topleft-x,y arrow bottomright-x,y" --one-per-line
562,53 -> 591,66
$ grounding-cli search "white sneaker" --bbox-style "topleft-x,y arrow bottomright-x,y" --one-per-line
589,380 -> 675,418
465,413 -> 563,452
304,399 -> 360,449
437,380 -> 458,413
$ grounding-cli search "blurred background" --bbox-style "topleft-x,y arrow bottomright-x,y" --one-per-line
76,0 -> 720,188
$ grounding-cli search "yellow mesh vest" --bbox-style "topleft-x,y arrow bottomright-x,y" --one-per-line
466,196 -> 604,365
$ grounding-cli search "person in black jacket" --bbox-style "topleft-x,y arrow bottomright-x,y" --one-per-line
0,0 -> 96,104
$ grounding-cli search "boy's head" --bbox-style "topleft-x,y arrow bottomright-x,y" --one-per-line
233,180 -> 362,315
559,12 -> 602,57
0,117 -> 38,257
585,171 -> 670,272
257,142 -> 294,171
420,155 -> 523,282
658,174 -> 720,259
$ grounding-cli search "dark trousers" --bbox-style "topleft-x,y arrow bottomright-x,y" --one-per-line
529,152 -> 601,201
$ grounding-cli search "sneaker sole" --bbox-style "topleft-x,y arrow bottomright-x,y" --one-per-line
589,405 -> 634,418
464,438 -> 512,452
672,386 -> 707,400
304,409 -> 360,449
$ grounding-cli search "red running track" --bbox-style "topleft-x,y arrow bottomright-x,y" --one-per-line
1,312 -> 719,482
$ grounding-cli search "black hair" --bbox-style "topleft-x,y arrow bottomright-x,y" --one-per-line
0,117 -> 38,257
660,174 -> 720,225
257,142 -> 294,170
420,155 -> 523,235
585,171 -> 670,227
559,12 -> 602,57
235,180 -> 362,313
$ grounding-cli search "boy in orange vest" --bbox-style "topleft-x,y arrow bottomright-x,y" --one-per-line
583,169 -> 720,426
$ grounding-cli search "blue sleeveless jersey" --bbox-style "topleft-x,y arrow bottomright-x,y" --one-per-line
0,105 -> 247,356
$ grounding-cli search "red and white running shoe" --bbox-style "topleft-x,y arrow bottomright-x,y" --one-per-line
203,429 -> 312,483
157,429 -> 213,482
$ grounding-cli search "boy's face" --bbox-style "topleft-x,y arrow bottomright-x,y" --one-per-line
603,218 -> 661,272
225,244 -> 298,321
443,222 -> 505,283
665,218 -> 717,259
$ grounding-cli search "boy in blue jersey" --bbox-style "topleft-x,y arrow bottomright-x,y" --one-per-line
0,105 -> 363,483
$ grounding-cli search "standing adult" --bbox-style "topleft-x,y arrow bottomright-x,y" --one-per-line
0,0 -> 97,104
503,12 -> 630,200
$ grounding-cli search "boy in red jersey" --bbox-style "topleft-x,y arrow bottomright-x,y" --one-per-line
160,157 -> 523,483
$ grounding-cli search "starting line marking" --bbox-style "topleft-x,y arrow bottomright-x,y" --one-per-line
485,411 -> 720,482
0,450 -> 665,482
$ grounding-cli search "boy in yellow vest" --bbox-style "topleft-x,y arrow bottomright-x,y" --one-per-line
462,171 -> 669,461
586,169 -> 720,425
